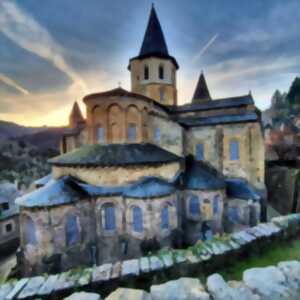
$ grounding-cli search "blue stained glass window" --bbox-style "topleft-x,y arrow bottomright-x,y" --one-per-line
189,195 -> 200,215
161,206 -> 169,229
102,204 -> 116,231
25,216 -> 37,245
154,127 -> 161,143
132,206 -> 143,233
97,126 -> 105,142
128,123 -> 137,142
230,140 -> 240,160
213,195 -> 220,215
196,143 -> 204,160
66,215 -> 80,246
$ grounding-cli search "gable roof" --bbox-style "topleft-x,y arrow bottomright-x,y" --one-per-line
49,143 -> 181,167
182,157 -> 226,190
192,73 -> 211,103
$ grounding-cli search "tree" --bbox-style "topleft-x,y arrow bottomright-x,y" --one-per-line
271,90 -> 286,109
286,77 -> 300,111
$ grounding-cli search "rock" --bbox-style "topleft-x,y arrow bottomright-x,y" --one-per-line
161,254 -> 174,267
149,256 -> 164,271
92,264 -> 112,283
121,259 -> 139,277
6,278 -> 29,300
278,261 -> 300,292
243,266 -> 293,300
17,276 -> 45,299
151,277 -> 210,300
37,274 -> 59,296
64,291 -> 101,300
54,272 -> 74,292
0,281 -> 16,300
111,262 -> 122,279
78,268 -> 92,286
207,274 -> 260,300
139,257 -> 150,273
105,288 -> 151,300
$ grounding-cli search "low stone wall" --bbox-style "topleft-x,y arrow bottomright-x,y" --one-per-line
1,213 -> 300,300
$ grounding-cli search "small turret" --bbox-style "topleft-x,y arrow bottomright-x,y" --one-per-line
192,72 -> 212,103
69,101 -> 85,128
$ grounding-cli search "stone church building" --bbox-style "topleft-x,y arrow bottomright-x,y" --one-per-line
17,6 -> 265,276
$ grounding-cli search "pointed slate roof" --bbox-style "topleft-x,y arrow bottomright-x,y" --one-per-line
69,101 -> 85,128
192,73 -> 212,103
129,5 -> 179,69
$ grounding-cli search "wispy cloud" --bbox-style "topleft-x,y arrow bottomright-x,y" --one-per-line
193,34 -> 219,63
0,73 -> 29,95
0,0 -> 87,94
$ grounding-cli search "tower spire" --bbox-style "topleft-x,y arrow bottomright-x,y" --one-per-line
69,101 -> 85,128
192,72 -> 212,103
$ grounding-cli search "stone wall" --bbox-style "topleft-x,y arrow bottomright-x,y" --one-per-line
185,122 -> 265,189
2,213 -> 300,299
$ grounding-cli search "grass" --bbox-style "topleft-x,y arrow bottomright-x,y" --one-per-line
218,238 -> 300,281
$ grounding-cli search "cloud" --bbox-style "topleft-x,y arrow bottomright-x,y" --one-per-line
192,34 -> 219,63
0,73 -> 29,95
0,0 -> 87,95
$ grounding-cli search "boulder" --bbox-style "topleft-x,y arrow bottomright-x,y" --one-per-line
151,277 -> 210,300
207,274 -> 260,300
64,292 -> 101,300
243,266 -> 293,300
278,261 -> 300,293
105,288 -> 151,300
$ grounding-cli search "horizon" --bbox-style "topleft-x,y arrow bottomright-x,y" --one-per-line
0,0 -> 299,126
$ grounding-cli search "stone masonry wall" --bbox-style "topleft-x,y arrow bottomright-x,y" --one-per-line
2,213 -> 300,299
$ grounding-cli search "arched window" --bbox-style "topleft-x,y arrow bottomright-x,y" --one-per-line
161,206 -> 169,229
128,123 -> 137,142
229,139 -> 240,160
132,206 -> 143,233
159,87 -> 165,102
189,195 -> 200,216
144,65 -> 149,80
159,65 -> 164,79
203,199 -> 213,219
97,125 -> 105,143
213,195 -> 220,215
196,143 -> 204,160
66,215 -> 80,246
228,206 -> 240,223
101,204 -> 116,231
154,127 -> 161,143
24,216 -> 37,246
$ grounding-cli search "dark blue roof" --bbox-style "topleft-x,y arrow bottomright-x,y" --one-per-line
183,158 -> 226,190
177,113 -> 258,127
77,182 -> 124,197
124,177 -> 175,199
16,177 -> 86,208
225,178 -> 262,202
170,95 -> 254,113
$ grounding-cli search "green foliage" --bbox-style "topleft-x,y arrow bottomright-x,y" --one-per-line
286,77 -> 300,111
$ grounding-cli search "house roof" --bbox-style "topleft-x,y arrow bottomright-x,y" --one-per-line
192,73 -> 211,103
128,5 -> 179,69
49,143 -> 181,167
123,177 -> 175,199
16,177 -> 86,208
0,205 -> 19,221
225,178 -> 263,202
0,182 -> 19,204
34,173 -> 52,187
169,94 -> 254,114
182,158 -> 226,190
177,112 -> 259,127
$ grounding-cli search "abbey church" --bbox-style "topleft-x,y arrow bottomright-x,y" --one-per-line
17,6 -> 265,276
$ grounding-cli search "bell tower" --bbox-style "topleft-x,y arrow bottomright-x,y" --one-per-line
128,5 -> 179,106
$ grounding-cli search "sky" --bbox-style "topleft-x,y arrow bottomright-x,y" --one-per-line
0,0 -> 299,126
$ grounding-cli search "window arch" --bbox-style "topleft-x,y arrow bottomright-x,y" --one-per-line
101,203 -> 116,231
161,206 -> 169,229
189,195 -> 200,216
196,143 -> 204,160
213,195 -> 221,215
144,65 -> 149,80
154,127 -> 161,143
96,125 -> 105,143
229,139 -> 240,160
65,215 -> 80,246
132,206 -> 143,233
24,216 -> 37,246
128,123 -> 137,142
159,65 -> 164,79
